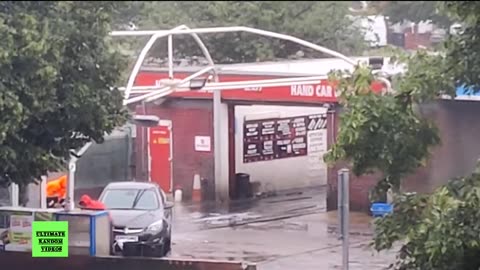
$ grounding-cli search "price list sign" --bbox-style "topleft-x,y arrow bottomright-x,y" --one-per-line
243,119 -> 276,163
243,113 -> 326,163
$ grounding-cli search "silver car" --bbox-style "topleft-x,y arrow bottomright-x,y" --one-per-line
98,182 -> 173,257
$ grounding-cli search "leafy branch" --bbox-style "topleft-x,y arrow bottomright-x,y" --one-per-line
324,61 -> 440,200
0,1 -> 130,186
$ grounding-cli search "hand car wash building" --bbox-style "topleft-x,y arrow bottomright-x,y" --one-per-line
132,57 -> 480,212
131,57 -> 388,211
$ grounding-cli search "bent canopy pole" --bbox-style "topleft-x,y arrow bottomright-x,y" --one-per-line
124,66 -> 215,105
123,25 -> 185,103
122,25 -> 217,103
111,26 -> 357,68
111,25 -> 396,104
167,27 -> 218,81
144,66 -> 215,103
121,75 -> 332,95
119,75 -> 332,92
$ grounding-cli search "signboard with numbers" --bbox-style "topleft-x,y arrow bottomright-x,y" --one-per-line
0,208 -> 59,253
243,113 -> 327,163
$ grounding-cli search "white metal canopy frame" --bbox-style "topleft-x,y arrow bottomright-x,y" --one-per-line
110,25 -> 393,202
111,25 -> 393,105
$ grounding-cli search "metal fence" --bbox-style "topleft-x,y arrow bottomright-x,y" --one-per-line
0,127 -> 134,208
75,131 -> 133,191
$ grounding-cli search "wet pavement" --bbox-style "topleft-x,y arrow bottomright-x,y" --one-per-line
172,186 -> 327,234
168,187 -> 397,270
24,183 -> 397,269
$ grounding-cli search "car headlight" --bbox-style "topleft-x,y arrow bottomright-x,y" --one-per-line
146,219 -> 163,232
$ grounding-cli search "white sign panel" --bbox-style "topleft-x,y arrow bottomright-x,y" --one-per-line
307,129 -> 327,155
195,136 -> 211,152
307,129 -> 328,184
4,214 -> 34,252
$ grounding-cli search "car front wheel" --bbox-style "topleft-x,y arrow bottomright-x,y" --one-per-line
150,238 -> 171,257
163,238 -> 171,256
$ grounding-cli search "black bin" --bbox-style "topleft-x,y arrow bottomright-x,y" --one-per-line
200,177 -> 213,201
235,173 -> 252,199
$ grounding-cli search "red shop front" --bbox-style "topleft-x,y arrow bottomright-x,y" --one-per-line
132,67 -> 386,211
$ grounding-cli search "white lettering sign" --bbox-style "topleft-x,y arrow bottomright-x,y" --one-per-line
244,87 -> 262,92
291,85 -> 314,96
290,84 -> 337,98
194,136 -> 211,152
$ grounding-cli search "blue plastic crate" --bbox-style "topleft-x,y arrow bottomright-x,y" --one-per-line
370,203 -> 393,217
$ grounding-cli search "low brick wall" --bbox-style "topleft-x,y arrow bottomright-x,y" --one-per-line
328,100 -> 480,212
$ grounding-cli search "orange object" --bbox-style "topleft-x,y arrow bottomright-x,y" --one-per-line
79,194 -> 106,210
46,175 -> 67,199
192,174 -> 202,202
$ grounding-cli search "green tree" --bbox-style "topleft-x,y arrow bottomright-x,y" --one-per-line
373,166 -> 480,270
0,1 -> 129,187
136,1 -> 368,63
366,1 -> 452,27
325,58 -> 441,200
325,1 -> 480,269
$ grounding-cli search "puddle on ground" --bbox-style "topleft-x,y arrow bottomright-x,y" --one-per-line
194,212 -> 264,228
327,225 -> 374,237
242,221 -> 309,232
171,252 -> 277,263
265,196 -> 313,204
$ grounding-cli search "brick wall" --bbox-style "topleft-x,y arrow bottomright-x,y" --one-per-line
135,100 -> 214,199
411,101 -> 480,189
404,31 -> 432,50
326,108 -> 381,212
327,100 -> 480,212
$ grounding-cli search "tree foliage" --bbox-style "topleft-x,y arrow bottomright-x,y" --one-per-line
325,1 -> 480,269
374,164 -> 480,270
0,1 -> 129,186
135,1 -> 368,63
366,1 -> 452,27
325,57 -> 441,200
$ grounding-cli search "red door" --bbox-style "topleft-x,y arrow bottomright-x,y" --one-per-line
149,125 -> 172,192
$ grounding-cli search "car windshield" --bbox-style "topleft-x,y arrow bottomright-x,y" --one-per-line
101,188 -> 159,210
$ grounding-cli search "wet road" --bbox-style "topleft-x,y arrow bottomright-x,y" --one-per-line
26,183 -> 396,269
169,188 -> 397,270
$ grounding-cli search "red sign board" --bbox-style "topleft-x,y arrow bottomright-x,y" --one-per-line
134,71 -> 385,103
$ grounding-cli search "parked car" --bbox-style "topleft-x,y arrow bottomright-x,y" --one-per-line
98,181 -> 173,257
